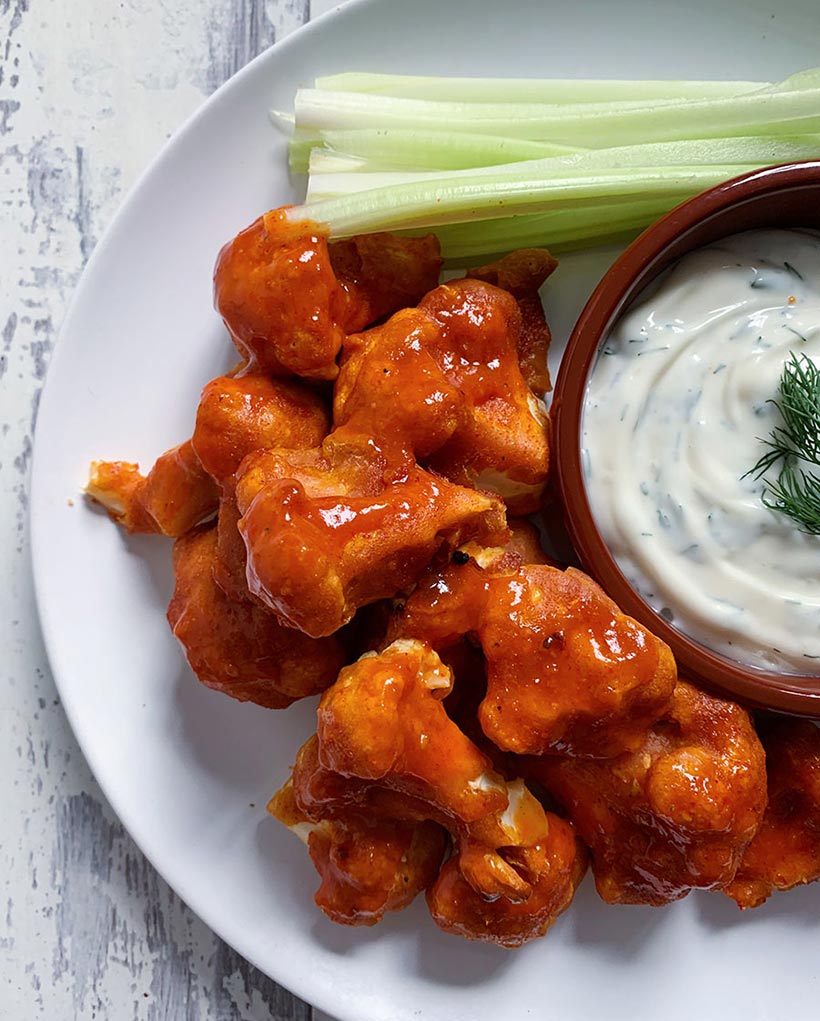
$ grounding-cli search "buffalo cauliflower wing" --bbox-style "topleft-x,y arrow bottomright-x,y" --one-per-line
234,434 -> 508,637
532,680 -> 767,905
214,210 -> 443,379
270,640 -> 585,944
390,546 -> 676,757
334,278 -> 550,514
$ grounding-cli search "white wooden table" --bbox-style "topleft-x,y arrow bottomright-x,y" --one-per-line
1,2 -> 340,1016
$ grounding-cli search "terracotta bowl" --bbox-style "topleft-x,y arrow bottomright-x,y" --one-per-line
552,161 -> 820,716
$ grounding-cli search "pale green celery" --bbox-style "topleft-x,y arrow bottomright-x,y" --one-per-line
289,137 -> 311,173
292,78 -> 820,145
771,68 -> 820,92
289,129 -> 584,174
303,136 -> 820,203
286,69 -> 820,256
537,229 -> 642,256
307,151 -> 374,175
287,164 -> 760,236
314,72 -> 770,103
441,230 -> 641,267
423,195 -> 694,261
294,89 -> 682,137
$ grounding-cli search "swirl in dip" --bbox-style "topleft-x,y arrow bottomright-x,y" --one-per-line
582,228 -> 820,674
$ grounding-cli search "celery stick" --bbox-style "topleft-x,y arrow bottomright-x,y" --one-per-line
289,129 -> 584,174
288,164 -> 761,235
445,229 -> 646,266
441,231 -> 637,267
284,69 -> 820,258
772,68 -> 820,92
314,72 -> 770,104
304,136 -> 820,203
544,230 -> 643,255
294,89 -> 682,137
423,195 -> 693,260
293,80 -> 820,145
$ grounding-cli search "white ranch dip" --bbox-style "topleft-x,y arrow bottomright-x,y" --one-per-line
582,228 -> 820,674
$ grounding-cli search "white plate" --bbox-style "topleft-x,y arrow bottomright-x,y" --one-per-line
31,1 -> 820,1018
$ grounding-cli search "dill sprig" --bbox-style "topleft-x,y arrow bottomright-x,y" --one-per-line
745,352 -> 820,534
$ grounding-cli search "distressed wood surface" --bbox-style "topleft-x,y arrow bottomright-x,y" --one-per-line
0,1 -> 340,1017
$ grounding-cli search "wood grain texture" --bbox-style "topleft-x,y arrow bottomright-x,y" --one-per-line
0,0 -> 341,1017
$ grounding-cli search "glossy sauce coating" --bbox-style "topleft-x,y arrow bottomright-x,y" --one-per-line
269,776 -> 446,927
391,551 -> 677,757
435,525 -> 556,777
427,814 -> 586,948
191,372 -> 330,485
167,527 -> 344,708
316,641 -> 549,891
532,680 -> 767,905
334,278 -> 550,514
214,214 -> 444,381
191,370 -> 332,605
213,209 -> 348,379
466,247 -> 558,396
308,818 -> 447,927
88,439 -> 218,536
420,280 -> 550,514
272,640 -> 585,942
334,308 -> 464,460
235,435 -> 508,637
725,718 -> 820,909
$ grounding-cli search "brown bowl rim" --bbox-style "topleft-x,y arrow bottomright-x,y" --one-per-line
552,160 -> 820,716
